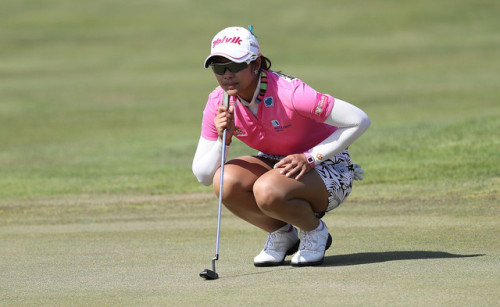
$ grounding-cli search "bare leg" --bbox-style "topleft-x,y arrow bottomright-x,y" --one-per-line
253,168 -> 330,231
213,156 -> 287,232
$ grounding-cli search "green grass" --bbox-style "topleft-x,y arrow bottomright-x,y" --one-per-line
1,0 -> 499,305
1,194 -> 497,305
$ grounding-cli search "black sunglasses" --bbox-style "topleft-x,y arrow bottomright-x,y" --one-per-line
210,61 -> 249,75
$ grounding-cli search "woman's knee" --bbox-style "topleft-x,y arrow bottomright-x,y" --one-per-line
213,157 -> 270,198
253,175 -> 286,211
213,165 -> 246,200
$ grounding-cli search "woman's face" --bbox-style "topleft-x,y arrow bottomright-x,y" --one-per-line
212,56 -> 261,101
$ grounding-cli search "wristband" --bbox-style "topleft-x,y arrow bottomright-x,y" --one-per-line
304,152 -> 316,168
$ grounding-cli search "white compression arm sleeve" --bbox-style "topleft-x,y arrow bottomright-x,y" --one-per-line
192,136 -> 228,186
308,98 -> 371,164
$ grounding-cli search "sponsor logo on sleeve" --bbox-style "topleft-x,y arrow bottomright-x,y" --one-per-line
313,94 -> 329,116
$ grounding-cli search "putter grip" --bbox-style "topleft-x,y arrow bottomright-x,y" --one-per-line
222,91 -> 229,108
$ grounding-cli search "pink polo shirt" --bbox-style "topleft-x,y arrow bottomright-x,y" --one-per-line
201,71 -> 337,156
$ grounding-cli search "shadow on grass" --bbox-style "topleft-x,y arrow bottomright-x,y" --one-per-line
323,251 -> 484,267
217,252 -> 484,279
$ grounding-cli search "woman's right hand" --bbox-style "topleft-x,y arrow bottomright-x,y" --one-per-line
214,104 -> 234,145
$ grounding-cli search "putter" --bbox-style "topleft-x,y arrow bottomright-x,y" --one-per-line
200,91 -> 230,280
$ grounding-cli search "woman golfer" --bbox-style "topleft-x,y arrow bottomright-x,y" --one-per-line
192,26 -> 370,266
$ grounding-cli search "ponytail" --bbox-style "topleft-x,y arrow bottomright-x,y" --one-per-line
259,55 -> 272,71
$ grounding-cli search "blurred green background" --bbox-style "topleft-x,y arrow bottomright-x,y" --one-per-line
1,0 -> 497,200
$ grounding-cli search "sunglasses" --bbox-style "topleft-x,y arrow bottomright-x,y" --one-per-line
210,61 -> 249,75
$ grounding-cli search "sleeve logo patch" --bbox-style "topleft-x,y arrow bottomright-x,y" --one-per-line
313,94 -> 329,116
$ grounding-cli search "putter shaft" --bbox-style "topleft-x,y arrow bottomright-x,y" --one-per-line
201,92 -> 229,280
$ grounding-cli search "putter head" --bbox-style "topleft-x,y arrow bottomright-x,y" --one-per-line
199,269 -> 218,280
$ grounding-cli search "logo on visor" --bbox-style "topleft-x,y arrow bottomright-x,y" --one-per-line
213,36 -> 243,48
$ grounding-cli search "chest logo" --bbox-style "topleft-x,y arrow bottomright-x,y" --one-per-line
270,119 -> 291,132
264,97 -> 274,107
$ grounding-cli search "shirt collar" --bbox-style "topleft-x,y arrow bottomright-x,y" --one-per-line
238,70 -> 268,106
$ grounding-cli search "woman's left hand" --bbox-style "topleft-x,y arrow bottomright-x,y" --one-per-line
273,153 -> 312,180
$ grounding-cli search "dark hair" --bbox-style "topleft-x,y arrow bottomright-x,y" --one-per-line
259,55 -> 272,71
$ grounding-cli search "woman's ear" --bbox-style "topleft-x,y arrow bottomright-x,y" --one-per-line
253,57 -> 262,73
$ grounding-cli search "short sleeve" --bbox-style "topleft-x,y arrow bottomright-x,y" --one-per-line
200,90 -> 222,140
291,82 -> 335,123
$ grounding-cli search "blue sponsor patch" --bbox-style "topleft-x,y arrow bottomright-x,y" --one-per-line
264,97 -> 274,107
271,120 -> 280,127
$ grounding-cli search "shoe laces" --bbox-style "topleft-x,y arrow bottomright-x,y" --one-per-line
299,231 -> 317,250
264,232 -> 279,250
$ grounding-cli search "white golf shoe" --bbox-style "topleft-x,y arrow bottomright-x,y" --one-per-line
254,224 -> 300,267
291,220 -> 332,266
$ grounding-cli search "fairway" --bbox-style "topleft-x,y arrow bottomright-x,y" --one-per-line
1,0 -> 499,305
